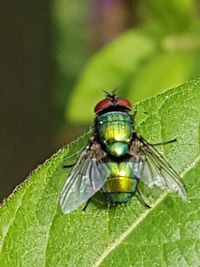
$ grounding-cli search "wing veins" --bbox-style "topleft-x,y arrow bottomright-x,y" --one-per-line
60,141 -> 110,214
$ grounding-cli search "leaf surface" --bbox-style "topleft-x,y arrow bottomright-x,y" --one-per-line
1,79 -> 200,266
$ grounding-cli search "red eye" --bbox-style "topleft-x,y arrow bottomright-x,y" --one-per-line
116,97 -> 132,110
94,96 -> 132,113
94,98 -> 113,113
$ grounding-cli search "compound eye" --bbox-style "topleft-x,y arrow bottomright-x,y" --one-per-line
116,97 -> 132,110
94,98 -> 113,113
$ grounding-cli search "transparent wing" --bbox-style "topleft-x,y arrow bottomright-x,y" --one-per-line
60,142 -> 109,214
129,136 -> 187,200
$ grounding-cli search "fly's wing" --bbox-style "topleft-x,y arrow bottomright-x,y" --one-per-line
129,136 -> 187,201
60,142 -> 109,214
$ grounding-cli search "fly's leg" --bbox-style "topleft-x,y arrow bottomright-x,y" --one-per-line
100,189 -> 112,203
63,163 -> 76,169
101,189 -> 107,198
63,148 -> 85,168
151,138 -> 177,146
135,188 -> 151,209
130,110 -> 137,122
82,198 -> 91,212
83,189 -> 110,212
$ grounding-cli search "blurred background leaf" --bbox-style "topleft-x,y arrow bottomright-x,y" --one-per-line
62,0 -> 200,124
67,29 -> 157,122
146,0 -> 195,34
52,0 -> 90,123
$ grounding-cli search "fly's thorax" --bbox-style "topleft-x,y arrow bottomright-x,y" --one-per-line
102,161 -> 138,203
96,111 -> 133,157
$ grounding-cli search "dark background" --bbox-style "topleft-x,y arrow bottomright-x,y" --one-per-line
0,1 -> 55,200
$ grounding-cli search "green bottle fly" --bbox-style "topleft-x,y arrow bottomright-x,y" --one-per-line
60,92 -> 187,214
96,111 -> 138,203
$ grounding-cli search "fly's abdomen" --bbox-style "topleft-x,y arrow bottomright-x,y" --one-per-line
97,111 -> 133,157
102,161 -> 138,203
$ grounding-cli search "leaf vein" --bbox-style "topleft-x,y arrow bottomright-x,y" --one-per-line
92,154 -> 200,267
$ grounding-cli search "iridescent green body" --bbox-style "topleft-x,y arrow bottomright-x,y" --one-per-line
96,111 -> 138,203
97,111 -> 133,157
102,161 -> 138,202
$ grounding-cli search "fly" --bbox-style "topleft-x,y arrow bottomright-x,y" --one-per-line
60,92 -> 187,214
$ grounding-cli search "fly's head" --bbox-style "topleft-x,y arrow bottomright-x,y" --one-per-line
94,90 -> 132,115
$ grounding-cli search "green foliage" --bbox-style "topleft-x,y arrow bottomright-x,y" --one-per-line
147,0 -> 195,33
65,1 -> 200,124
52,0 -> 90,116
1,79 -> 200,266
67,30 -> 157,123
127,51 -> 194,102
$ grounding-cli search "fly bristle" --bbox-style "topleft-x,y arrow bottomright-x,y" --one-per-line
103,89 -> 117,104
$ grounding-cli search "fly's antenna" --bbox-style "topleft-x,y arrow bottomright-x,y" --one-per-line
103,88 -> 117,97
103,89 -> 117,104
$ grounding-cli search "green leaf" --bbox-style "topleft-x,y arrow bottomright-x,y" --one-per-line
52,1 -> 90,113
66,29 -> 157,123
53,0 -> 89,78
147,0 -> 195,34
127,51 -> 194,102
1,79 -> 200,266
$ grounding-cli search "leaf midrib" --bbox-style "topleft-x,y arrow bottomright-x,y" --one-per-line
92,154 -> 200,267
